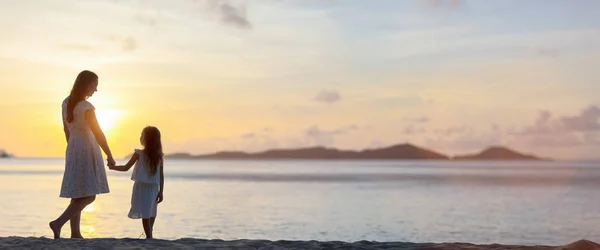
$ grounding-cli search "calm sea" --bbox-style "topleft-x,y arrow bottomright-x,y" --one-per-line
1,158 -> 600,245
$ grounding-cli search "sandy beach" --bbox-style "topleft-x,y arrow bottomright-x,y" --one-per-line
2,237 -> 600,250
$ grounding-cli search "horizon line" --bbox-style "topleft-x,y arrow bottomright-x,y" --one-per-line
3,143 -> 600,161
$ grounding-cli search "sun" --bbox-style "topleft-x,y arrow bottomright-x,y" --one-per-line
95,109 -> 122,133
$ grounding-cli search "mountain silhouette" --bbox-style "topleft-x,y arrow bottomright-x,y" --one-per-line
162,144 -> 552,161
0,149 -> 11,158
453,146 -> 545,160
167,143 -> 450,160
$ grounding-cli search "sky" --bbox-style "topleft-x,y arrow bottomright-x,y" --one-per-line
0,0 -> 599,160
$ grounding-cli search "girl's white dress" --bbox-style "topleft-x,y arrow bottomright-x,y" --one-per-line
60,99 -> 110,198
129,149 -> 161,219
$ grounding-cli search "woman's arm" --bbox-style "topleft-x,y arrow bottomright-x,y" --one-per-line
62,120 -> 70,143
110,153 -> 139,172
85,109 -> 114,164
157,159 -> 164,203
62,107 -> 69,143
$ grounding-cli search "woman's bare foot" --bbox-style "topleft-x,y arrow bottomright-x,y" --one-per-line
49,221 -> 60,239
71,234 -> 84,239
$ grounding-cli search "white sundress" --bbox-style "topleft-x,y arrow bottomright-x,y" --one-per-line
128,149 -> 161,219
60,99 -> 110,198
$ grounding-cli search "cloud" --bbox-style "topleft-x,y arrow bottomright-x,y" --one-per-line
516,132 -> 583,147
204,0 -> 252,29
134,12 -> 158,27
368,140 -> 385,149
536,110 -> 552,126
371,95 -> 424,109
62,36 -> 138,53
501,105 -> 600,149
240,133 -> 256,139
513,105 -> 600,135
230,127 -> 283,151
560,105 -> 600,132
239,127 -> 276,140
171,132 -> 283,154
404,116 -> 431,123
583,132 -> 600,145
424,131 -> 503,153
236,132 -> 280,152
421,0 -> 465,10
219,2 -> 251,29
403,125 -> 427,135
305,125 -> 358,137
314,90 -> 341,104
304,125 -> 360,146
434,125 -> 471,136
424,124 -> 502,153
61,44 -> 98,52
511,110 -> 554,135
121,37 -> 138,52
491,124 -> 501,132
239,127 -> 273,140
105,35 -> 138,52
414,116 -> 431,123
537,48 -> 560,58
116,0 -> 251,29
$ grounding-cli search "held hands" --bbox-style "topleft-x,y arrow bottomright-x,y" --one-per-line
107,156 -> 116,169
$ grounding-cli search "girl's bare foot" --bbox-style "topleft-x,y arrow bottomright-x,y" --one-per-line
71,234 -> 84,239
49,221 -> 60,239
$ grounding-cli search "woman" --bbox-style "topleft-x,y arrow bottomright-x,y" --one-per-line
49,70 -> 116,239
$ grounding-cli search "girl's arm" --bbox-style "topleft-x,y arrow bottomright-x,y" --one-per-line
86,109 -> 114,165
157,159 -> 164,203
110,153 -> 139,172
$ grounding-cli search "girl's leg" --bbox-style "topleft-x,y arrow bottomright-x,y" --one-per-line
148,199 -> 158,237
142,219 -> 153,239
150,217 -> 156,229
49,196 -> 96,239
149,217 -> 156,234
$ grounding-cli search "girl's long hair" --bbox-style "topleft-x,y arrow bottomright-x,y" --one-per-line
142,126 -> 163,176
66,70 -> 98,122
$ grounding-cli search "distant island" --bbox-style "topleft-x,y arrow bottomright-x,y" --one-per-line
0,149 -> 11,158
158,143 -> 548,161
452,146 -> 546,161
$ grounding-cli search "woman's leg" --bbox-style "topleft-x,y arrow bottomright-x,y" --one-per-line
49,195 -> 96,239
69,208 -> 83,238
142,219 -> 153,239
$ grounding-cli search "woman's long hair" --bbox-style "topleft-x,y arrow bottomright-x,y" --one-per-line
142,126 -> 163,176
66,70 -> 98,122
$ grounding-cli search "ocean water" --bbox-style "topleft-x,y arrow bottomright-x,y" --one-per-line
1,158 -> 600,245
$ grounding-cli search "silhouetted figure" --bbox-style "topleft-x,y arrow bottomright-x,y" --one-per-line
109,126 -> 165,239
49,70 -> 116,239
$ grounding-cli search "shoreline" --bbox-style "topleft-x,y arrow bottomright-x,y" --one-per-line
3,157 -> 600,163
2,237 -> 599,250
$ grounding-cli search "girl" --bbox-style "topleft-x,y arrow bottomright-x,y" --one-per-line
109,126 -> 164,239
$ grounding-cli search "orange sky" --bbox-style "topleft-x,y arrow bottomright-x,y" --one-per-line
1,0 -> 600,160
